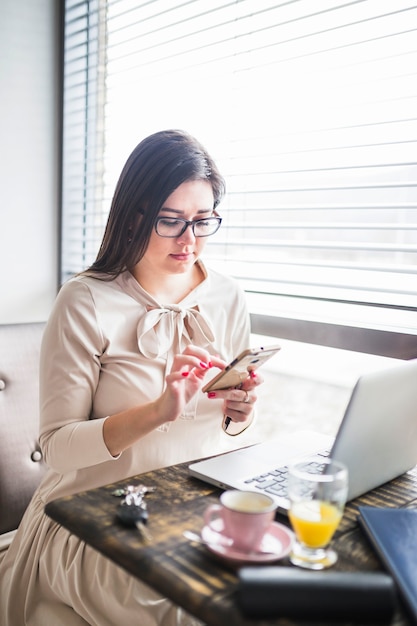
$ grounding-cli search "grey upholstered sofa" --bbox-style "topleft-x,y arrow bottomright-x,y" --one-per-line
0,322 -> 47,563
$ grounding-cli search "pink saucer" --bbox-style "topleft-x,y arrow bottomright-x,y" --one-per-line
201,521 -> 294,564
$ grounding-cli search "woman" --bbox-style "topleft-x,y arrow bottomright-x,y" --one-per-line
0,130 -> 261,625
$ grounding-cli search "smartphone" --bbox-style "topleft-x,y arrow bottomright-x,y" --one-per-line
202,344 -> 281,393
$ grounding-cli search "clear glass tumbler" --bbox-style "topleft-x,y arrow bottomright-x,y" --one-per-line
288,457 -> 348,570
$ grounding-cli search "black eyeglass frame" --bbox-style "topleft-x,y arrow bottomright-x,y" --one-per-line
154,216 -> 222,238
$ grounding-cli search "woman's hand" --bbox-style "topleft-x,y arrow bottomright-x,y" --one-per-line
104,345 -> 226,457
157,345 -> 226,423
206,369 -> 263,430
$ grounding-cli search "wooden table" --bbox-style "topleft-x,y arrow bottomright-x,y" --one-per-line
45,460 -> 417,626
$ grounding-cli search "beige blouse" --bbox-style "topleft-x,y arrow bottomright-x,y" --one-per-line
37,261 -> 251,503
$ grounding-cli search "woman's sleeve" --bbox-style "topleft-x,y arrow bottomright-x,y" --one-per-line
39,279 -> 117,473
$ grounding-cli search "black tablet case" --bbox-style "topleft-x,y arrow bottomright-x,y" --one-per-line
358,506 -> 417,624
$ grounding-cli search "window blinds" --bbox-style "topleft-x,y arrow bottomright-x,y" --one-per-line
61,0 -> 417,339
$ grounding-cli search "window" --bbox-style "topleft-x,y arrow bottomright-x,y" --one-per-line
61,0 -> 417,357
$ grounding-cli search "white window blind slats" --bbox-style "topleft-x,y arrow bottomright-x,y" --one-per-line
104,2 -> 417,80
61,0 -> 417,335
62,0 -> 107,275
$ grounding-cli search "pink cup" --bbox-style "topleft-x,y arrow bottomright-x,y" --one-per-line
203,490 -> 276,553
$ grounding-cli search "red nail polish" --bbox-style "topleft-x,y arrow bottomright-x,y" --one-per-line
208,361 -> 213,368
182,371 -> 189,377
199,361 -> 208,369
250,371 -> 257,378
207,392 -> 216,398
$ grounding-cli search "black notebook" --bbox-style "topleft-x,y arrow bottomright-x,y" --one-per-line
358,506 -> 417,623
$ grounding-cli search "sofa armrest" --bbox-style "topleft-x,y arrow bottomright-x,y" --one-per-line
0,322 -> 47,536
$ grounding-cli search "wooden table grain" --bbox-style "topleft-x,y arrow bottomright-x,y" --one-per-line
45,461 -> 417,626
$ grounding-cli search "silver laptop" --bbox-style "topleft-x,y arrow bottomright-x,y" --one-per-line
189,358 -> 417,514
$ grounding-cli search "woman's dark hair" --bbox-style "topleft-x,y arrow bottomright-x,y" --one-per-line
85,129 -> 225,277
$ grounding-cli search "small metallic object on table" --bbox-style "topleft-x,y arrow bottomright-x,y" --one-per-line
114,484 -> 155,543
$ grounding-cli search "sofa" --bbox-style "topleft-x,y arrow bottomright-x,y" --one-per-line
0,322 -> 47,563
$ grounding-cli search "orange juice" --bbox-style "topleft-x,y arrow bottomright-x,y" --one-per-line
289,501 -> 342,548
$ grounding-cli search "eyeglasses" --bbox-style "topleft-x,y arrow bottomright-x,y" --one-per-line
154,216 -> 222,238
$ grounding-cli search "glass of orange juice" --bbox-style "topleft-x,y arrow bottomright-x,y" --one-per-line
288,458 -> 348,570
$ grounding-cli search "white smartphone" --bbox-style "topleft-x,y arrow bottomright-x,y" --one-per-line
202,344 -> 281,393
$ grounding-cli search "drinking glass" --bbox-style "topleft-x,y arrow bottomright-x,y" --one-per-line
288,458 -> 348,570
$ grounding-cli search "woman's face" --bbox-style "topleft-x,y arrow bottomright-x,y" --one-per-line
137,179 -> 215,277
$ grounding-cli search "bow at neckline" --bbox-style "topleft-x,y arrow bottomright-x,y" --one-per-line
137,304 -> 215,358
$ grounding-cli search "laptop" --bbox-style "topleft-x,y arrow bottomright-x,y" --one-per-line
189,358 -> 417,514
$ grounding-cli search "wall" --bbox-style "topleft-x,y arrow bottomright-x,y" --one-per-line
0,0 -> 60,323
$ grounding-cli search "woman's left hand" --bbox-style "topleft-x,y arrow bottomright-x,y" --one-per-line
207,369 -> 263,426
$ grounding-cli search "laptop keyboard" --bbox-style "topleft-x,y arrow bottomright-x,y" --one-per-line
243,450 -> 330,498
